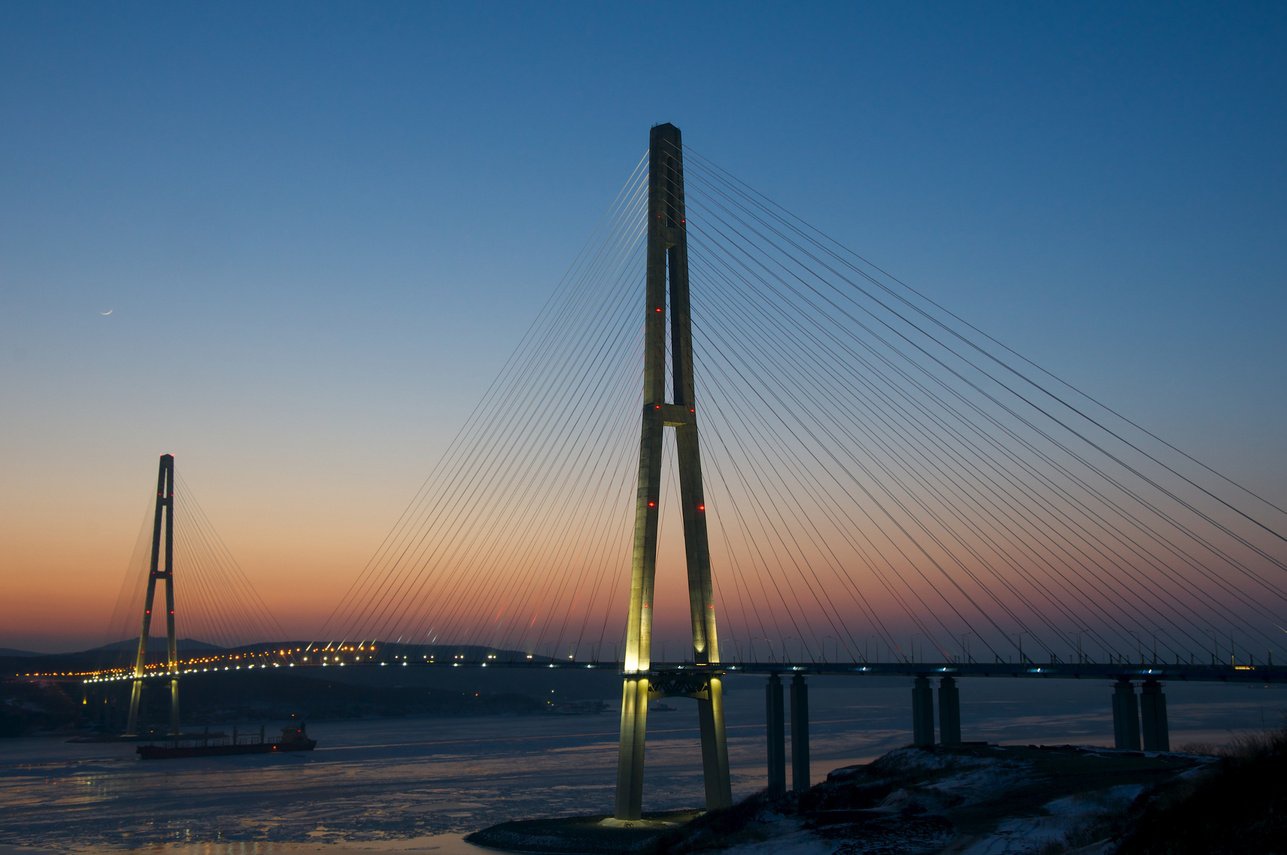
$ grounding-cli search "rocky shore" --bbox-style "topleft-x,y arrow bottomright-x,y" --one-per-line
472,735 -> 1286,854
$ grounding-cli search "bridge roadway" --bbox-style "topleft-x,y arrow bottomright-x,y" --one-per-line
577,659 -> 1283,682
316,656 -> 1287,683
70,654 -> 1286,684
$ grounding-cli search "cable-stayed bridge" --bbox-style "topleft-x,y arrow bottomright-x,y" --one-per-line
68,124 -> 1286,820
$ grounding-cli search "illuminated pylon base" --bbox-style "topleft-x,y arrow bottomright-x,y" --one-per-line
615,672 -> 731,819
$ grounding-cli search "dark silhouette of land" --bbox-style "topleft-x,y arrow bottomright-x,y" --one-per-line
472,735 -> 1287,853
2,641 -> 621,737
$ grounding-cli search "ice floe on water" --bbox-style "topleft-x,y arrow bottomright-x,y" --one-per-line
0,676 -> 1280,852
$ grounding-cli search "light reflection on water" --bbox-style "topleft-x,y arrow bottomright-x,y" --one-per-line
0,676 -> 1281,853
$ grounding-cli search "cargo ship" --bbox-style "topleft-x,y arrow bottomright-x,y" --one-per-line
137,722 -> 316,760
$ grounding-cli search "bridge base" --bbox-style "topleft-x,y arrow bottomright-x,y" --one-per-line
938,676 -> 961,746
697,677 -> 732,809
1112,679 -> 1142,750
766,675 -> 785,797
912,676 -> 935,747
614,677 -> 649,820
614,670 -> 730,820
790,675 -> 810,791
1140,679 -> 1170,751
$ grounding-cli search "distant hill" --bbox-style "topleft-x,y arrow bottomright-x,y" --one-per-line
0,648 -> 39,658
6,638 -> 587,679
2,639 -> 230,673
85,638 -> 226,656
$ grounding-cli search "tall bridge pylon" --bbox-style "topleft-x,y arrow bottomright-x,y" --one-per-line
125,453 -> 180,736
615,123 -> 732,820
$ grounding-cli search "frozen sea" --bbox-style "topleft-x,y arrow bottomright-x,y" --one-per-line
1,675 -> 1283,854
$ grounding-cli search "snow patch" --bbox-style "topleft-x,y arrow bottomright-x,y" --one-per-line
870,746 -> 990,775
961,783 -> 1144,854
1043,783 -> 1142,816
926,761 -> 1028,802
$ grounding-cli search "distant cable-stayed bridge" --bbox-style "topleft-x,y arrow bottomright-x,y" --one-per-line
76,123 -> 1285,819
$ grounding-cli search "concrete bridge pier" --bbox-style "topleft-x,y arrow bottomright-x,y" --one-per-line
765,674 -> 786,796
938,676 -> 961,746
906,674 -> 936,746
912,675 -> 935,747
1139,679 -> 1170,751
1112,679 -> 1142,750
614,676 -> 650,818
790,674 -> 810,792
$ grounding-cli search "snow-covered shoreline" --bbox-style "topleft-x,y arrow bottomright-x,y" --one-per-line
655,744 -> 1215,855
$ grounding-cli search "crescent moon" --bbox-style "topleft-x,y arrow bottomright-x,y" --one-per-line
100,309 -> 113,316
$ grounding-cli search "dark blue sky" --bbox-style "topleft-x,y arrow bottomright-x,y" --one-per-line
2,1 -> 1285,647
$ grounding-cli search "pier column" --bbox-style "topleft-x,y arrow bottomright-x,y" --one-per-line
766,675 -> 786,796
938,676 -> 961,746
912,676 -> 935,747
790,674 -> 810,792
696,677 -> 733,809
1139,680 -> 1170,752
614,676 -> 649,819
1112,679 -> 1141,750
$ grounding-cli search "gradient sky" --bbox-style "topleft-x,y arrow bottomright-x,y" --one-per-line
2,2 -> 1285,652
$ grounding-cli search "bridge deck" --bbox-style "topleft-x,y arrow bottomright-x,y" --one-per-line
63,654 -> 1287,684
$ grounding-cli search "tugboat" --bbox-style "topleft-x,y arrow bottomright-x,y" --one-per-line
137,722 -> 316,760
